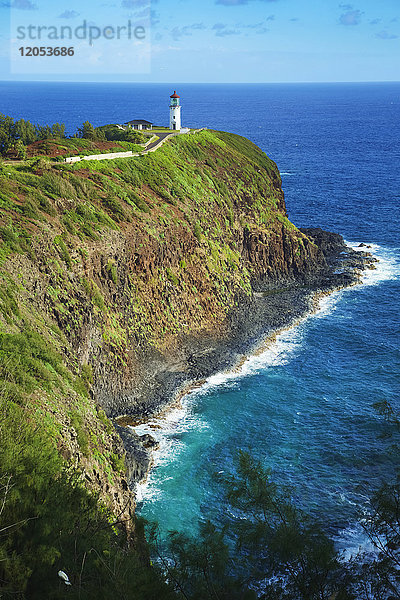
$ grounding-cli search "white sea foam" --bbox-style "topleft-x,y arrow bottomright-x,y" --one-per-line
134,397 -> 208,503
134,307 -> 328,502
195,327 -> 304,394
335,523 -> 377,562
345,240 -> 400,286
313,292 -> 340,319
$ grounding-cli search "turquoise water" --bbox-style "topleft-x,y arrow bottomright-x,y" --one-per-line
1,81 -> 399,550
135,245 -> 399,550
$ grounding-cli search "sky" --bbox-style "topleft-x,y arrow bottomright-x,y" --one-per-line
0,0 -> 398,82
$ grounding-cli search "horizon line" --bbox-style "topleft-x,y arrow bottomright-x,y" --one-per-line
0,79 -> 400,85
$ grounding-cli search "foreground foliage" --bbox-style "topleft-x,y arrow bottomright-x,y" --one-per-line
152,452 -> 354,600
0,397 -> 175,599
150,441 -> 400,600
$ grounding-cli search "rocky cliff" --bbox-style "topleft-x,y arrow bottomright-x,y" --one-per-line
0,129 -> 374,532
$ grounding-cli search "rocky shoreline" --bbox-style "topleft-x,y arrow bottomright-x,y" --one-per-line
114,228 -> 378,489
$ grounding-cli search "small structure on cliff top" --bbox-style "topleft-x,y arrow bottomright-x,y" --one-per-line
124,119 -> 153,131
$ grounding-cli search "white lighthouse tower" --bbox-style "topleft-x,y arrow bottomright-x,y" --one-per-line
169,90 -> 181,130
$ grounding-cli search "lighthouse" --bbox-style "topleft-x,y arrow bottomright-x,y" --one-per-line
169,90 -> 181,130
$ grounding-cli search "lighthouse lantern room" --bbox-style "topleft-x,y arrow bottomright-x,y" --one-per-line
169,91 -> 181,130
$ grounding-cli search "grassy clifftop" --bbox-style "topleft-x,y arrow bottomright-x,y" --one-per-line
1,129 -> 325,406
0,130 -> 325,596
0,128 -> 320,344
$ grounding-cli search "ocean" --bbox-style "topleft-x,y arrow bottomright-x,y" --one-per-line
2,81 -> 399,552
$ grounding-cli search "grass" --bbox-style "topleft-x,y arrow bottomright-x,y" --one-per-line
0,329 -> 69,401
82,277 -> 106,311
0,221 -> 31,263
54,235 -> 72,268
0,278 -> 20,323
0,128 -> 305,358
26,136 -> 144,159
106,260 -> 118,284
70,410 -> 89,455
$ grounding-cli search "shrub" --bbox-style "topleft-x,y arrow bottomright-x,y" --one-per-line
41,171 -> 77,199
110,452 -> 125,474
62,214 -> 77,235
194,222 -> 202,242
96,407 -> 113,434
166,268 -> 179,286
102,196 -> 126,222
130,191 -> 151,213
15,139 -> 27,160
0,223 -> 31,257
0,283 -> 20,323
81,362 -> 93,387
35,192 -> 56,216
0,329 -> 65,395
81,277 -> 106,311
29,157 -> 52,173
20,198 -> 41,220
54,235 -> 72,268
70,411 -> 89,455
106,259 -> 118,284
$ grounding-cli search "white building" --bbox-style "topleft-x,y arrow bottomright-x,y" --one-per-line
124,119 -> 153,131
169,91 -> 181,130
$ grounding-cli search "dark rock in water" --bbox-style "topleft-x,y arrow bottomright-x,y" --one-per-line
115,425 -> 153,484
300,228 -> 377,287
300,227 -> 347,259
358,243 -> 367,247
140,434 -> 159,450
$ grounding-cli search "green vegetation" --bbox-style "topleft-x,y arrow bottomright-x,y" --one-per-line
77,120 -> 96,140
106,259 -> 118,284
0,298 -> 171,598
0,280 -> 20,323
147,429 -> 400,600
0,124 -> 346,598
0,127 -> 312,348
0,114 -> 147,162
0,113 -> 66,154
101,195 -> 126,222
0,221 -> 31,263
54,235 -> 72,268
150,452 -> 350,600
95,123 -> 147,144
82,277 -> 106,311
70,410 -> 89,455
0,399 -> 174,599
0,329 -> 68,399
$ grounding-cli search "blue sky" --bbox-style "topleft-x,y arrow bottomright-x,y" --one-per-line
0,0 -> 399,81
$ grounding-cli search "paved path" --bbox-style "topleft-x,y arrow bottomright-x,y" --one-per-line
3,128 -> 205,166
65,130 -> 190,163
144,131 -> 175,152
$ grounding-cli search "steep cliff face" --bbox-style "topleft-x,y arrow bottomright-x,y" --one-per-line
1,129 -> 378,596
0,129 -> 352,514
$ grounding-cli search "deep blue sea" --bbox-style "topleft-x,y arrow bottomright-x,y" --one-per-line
2,81 -> 399,552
